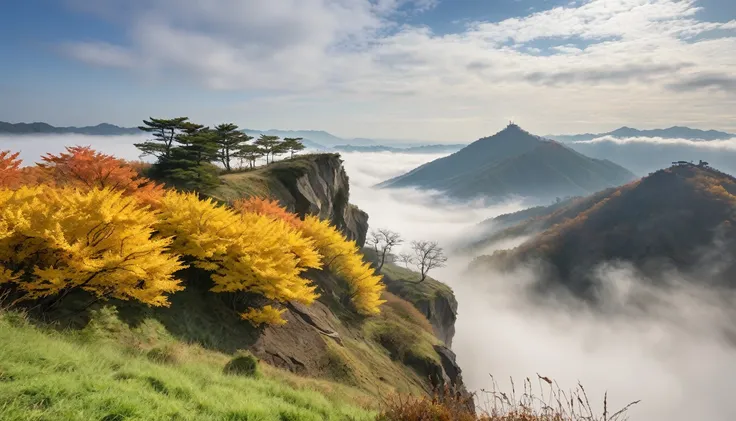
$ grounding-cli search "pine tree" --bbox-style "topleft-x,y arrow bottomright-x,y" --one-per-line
136,117 -> 190,160
163,128 -> 221,191
255,135 -> 282,164
282,138 -> 306,159
235,144 -> 264,169
215,124 -> 252,171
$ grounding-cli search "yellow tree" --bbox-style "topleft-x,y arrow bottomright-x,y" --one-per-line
155,191 -> 323,323
0,186 -> 185,306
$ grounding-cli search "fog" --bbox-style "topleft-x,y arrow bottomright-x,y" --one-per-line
340,150 -> 736,421
4,135 -> 736,419
0,134 -> 149,165
566,136 -> 736,176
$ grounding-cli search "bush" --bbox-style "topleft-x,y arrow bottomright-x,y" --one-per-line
146,343 -> 187,365
224,351 -> 259,377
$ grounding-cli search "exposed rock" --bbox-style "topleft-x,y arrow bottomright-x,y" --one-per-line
415,294 -> 458,348
269,154 -> 369,246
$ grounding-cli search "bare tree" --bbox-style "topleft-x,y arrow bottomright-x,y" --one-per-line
404,241 -> 448,284
398,253 -> 413,269
367,228 -> 403,271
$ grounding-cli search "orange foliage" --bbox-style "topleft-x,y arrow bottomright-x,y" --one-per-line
0,151 -> 22,188
232,197 -> 302,228
37,146 -> 164,206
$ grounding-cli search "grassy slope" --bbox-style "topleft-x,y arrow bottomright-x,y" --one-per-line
212,154 -> 341,203
0,308 -> 375,421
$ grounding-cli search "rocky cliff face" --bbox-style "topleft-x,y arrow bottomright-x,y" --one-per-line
414,293 -> 458,348
217,154 -> 369,246
277,155 -> 369,246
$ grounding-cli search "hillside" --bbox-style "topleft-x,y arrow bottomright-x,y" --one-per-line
379,123 -> 635,201
0,121 -> 139,135
472,163 -> 736,298
213,153 -> 369,246
0,151 -> 469,420
547,126 -> 734,142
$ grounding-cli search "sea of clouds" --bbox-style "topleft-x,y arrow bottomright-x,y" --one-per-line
4,134 -> 736,420
339,149 -> 736,421
566,136 -> 736,176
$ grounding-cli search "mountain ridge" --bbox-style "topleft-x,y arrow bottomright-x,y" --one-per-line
547,126 -> 735,142
0,121 -> 140,135
472,162 -> 736,298
379,124 -> 636,201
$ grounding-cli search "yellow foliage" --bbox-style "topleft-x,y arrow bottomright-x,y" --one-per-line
300,215 -> 385,315
155,191 -> 322,321
0,186 -> 184,306
241,305 -> 288,326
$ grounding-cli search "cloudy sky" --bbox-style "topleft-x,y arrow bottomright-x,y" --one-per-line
2,0 -> 735,141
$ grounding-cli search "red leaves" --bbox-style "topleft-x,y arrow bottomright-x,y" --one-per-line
0,151 -> 22,188
37,146 -> 164,206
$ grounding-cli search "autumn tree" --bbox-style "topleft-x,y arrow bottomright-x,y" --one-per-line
36,146 -> 164,206
155,191 -> 323,324
300,215 -> 385,315
136,117 -> 190,160
214,123 -> 252,171
367,228 -> 403,271
0,186 -> 185,307
0,151 -> 21,188
403,240 -> 448,284
281,137 -> 306,159
255,135 -> 282,164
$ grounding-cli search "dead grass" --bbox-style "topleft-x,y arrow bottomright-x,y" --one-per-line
378,375 -> 639,421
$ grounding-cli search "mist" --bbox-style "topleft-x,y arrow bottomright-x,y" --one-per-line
566,136 -> 736,176
340,150 -> 736,421
0,134 -> 149,165
5,135 -> 736,419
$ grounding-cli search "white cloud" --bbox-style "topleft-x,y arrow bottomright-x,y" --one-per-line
60,0 -> 736,139
338,150 -> 736,421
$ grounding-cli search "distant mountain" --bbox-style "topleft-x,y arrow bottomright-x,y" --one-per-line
472,163 -> 736,298
548,126 -> 734,142
0,121 -> 139,135
378,124 -> 636,201
332,144 -> 466,154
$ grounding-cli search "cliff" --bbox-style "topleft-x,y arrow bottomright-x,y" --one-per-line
214,154 -> 369,246
211,154 -> 465,395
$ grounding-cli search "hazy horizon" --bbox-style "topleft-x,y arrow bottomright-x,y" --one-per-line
3,0 -> 735,140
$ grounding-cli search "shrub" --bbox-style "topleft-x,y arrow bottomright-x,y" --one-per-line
147,343 -> 187,365
224,351 -> 259,377
0,186 -> 185,306
0,150 -> 22,189
155,191 -> 322,324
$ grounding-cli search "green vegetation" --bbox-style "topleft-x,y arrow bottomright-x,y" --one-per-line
213,153 -> 341,204
223,351 -> 259,377
377,259 -> 454,307
136,117 -> 307,192
0,308 -> 375,421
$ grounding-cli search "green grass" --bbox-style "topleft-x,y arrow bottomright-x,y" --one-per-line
212,154 -> 342,204
0,309 -> 376,421
378,262 -> 454,307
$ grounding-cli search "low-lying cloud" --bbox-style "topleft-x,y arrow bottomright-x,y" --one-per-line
567,135 -> 736,176
339,150 -> 736,421
4,136 -> 736,419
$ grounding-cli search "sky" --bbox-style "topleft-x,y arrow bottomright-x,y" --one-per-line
1,0 -> 735,142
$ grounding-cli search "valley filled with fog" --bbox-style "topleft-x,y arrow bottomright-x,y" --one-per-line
4,134 -> 736,420
340,149 -> 736,421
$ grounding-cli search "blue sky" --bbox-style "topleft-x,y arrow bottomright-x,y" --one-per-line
1,0 -> 735,141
